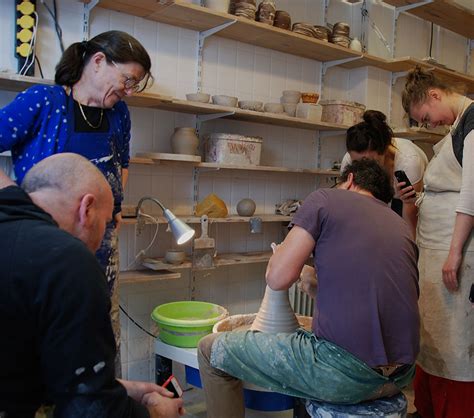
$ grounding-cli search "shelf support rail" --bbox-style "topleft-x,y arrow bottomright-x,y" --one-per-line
391,70 -> 408,86
394,0 -> 433,20
192,167 -> 200,215
197,111 -> 235,123
82,0 -> 99,41
322,56 -> 362,75
197,20 -> 236,93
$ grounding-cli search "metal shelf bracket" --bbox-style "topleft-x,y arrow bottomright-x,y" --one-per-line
197,111 -> 235,123
82,0 -> 99,41
322,56 -> 363,75
395,0 -> 433,20
392,70 -> 409,86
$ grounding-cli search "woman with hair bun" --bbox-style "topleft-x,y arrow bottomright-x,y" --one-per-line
0,30 -> 153,376
400,66 -> 473,418
341,110 -> 428,234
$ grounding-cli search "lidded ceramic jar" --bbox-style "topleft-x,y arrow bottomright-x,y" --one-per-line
170,127 -> 199,155
257,0 -> 276,25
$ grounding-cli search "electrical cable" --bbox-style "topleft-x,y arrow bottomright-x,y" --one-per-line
35,54 -> 44,78
121,212 -> 161,338
429,22 -> 434,58
40,0 -> 64,53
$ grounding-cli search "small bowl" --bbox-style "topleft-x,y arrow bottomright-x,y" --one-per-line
264,102 -> 284,113
238,100 -> 264,111
212,95 -> 238,107
165,250 -> 186,265
186,92 -> 211,103
283,103 -> 297,117
301,92 -> 319,104
281,90 -> 301,104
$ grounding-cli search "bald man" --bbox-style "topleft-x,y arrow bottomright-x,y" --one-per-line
0,154 -> 183,418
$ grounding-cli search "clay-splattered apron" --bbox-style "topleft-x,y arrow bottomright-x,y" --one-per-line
416,132 -> 474,382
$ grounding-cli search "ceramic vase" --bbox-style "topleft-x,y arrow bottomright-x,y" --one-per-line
349,37 -> 362,52
250,285 -> 299,333
170,127 -> 199,155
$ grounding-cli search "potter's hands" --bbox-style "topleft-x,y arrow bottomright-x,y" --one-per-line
143,391 -> 185,418
117,378 -> 174,403
396,181 -> 417,204
298,265 -> 317,299
442,251 -> 462,292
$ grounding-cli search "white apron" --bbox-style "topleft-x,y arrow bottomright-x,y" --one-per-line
416,131 -> 474,382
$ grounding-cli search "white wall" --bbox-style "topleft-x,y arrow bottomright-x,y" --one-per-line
0,0 -> 470,382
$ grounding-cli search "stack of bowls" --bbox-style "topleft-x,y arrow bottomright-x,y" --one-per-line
257,0 -> 276,25
292,22 -> 317,38
280,90 -> 301,117
330,22 -> 351,48
313,25 -> 331,41
234,0 -> 257,19
273,10 -> 291,30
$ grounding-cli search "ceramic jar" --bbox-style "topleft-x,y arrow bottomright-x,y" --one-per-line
257,0 -> 276,25
203,0 -> 230,13
170,127 -> 199,155
350,37 -> 363,52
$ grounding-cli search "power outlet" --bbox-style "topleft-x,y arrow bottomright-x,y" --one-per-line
15,0 -> 37,76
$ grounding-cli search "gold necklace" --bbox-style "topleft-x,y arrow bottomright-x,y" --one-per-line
77,100 -> 103,129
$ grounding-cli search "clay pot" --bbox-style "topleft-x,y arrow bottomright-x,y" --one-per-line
250,285 -> 299,333
237,198 -> 256,216
170,127 -> 199,155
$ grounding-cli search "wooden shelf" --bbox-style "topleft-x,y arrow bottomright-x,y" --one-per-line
120,269 -> 181,284
142,251 -> 272,271
394,128 -> 445,143
89,1 -> 474,93
122,214 -> 292,225
382,0 -> 474,39
92,0 -> 362,63
130,155 -> 339,176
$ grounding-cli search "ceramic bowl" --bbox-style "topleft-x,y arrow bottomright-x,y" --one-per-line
165,250 -> 186,265
281,90 -> 301,104
264,102 -> 284,113
238,100 -> 264,111
283,103 -> 297,117
212,95 -> 238,107
186,92 -> 211,103
301,92 -> 319,104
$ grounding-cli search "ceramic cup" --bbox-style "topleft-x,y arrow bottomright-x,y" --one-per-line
249,216 -> 262,234
165,250 -> 186,265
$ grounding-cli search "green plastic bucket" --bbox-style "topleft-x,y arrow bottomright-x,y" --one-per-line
151,301 -> 229,347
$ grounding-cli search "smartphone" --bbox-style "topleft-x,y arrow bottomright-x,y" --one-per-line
161,374 -> 183,398
469,283 -> 474,303
394,170 -> 413,188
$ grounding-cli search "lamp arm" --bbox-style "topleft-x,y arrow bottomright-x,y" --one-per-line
135,196 -> 167,216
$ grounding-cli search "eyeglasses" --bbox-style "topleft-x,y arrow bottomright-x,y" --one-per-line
420,114 -> 431,129
111,60 -> 146,93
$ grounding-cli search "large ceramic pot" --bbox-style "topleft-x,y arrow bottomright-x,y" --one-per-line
170,127 -> 199,155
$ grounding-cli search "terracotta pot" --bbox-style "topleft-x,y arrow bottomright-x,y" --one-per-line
170,127 -> 199,155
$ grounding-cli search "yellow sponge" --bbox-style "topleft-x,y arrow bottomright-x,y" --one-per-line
195,193 -> 228,218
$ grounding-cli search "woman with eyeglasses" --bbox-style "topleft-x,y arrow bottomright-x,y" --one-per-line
340,110 -> 428,235
0,30 -> 153,376
399,66 -> 474,418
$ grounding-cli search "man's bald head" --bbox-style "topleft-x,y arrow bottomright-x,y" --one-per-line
21,153 -> 113,252
22,153 -> 110,199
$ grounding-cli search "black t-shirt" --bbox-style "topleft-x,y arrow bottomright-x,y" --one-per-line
0,186 -> 148,418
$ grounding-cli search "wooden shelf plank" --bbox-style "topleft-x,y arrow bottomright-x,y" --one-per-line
129,155 -> 339,175
94,0 -> 361,63
394,128 -> 445,144
122,214 -> 292,225
0,72 -> 53,92
120,269 -> 181,284
142,251 -> 272,271
382,0 -> 474,39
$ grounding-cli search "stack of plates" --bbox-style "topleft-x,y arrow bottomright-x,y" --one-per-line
234,0 -> 257,19
292,22 -> 318,38
313,25 -> 331,41
330,22 -> 350,48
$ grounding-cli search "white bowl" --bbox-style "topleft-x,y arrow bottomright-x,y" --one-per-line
238,100 -> 264,112
186,92 -> 210,103
281,90 -> 301,104
165,250 -> 186,265
296,103 -> 322,121
212,95 -> 238,107
283,103 -> 297,117
264,102 -> 284,113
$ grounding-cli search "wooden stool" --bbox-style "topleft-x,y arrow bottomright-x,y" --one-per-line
306,392 -> 407,418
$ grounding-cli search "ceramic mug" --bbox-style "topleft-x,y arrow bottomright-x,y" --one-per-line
249,216 -> 262,234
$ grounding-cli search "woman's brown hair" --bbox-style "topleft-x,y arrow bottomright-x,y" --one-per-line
402,66 -> 453,114
55,30 -> 153,91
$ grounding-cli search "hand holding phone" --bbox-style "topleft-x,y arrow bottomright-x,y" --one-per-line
162,375 -> 183,398
394,170 -> 413,188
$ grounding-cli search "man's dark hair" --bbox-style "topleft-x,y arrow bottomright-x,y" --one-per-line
340,158 -> 394,203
